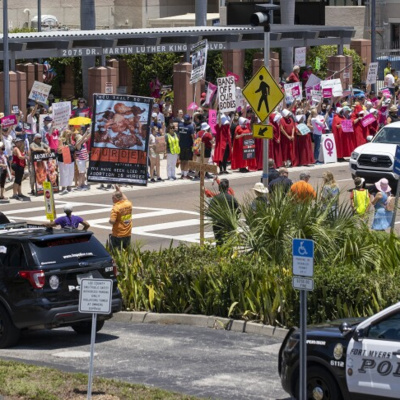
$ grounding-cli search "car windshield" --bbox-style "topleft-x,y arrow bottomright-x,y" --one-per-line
373,126 -> 400,144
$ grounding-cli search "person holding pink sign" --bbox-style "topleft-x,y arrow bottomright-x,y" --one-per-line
351,106 -> 367,148
214,113 -> 232,175
340,107 -> 356,157
332,108 -> 344,159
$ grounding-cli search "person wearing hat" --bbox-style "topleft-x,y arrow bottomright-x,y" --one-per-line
286,65 -> 300,83
46,203 -> 90,230
290,172 -> 316,202
214,112 -> 232,175
371,178 -> 393,230
39,115 -> 54,146
251,182 -> 269,211
231,117 -> 256,173
178,114 -> 195,179
194,121 -> 214,179
332,107 -> 344,159
386,104 -> 399,124
280,109 -> 296,167
72,98 -> 91,118
28,133 -> 51,195
350,177 -> 370,217
268,113 -> 283,168
0,141 -> 8,200
352,105 -> 368,147
11,137 -> 28,201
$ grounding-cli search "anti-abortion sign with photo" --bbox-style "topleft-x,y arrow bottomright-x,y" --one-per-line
284,82 -> 302,103
32,151 -> 59,195
217,76 -> 237,113
88,94 -> 153,186
52,101 -> 71,130
320,78 -> 343,97
366,62 -> 379,85
28,81 -> 52,104
295,47 -> 306,67
243,137 -> 255,159
190,39 -> 208,84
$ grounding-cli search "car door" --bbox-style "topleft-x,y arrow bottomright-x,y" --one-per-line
346,309 -> 400,398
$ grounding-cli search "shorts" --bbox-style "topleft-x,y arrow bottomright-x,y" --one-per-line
180,147 -> 193,161
76,159 -> 87,173
14,165 -> 24,185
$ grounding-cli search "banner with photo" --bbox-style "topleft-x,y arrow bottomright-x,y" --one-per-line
32,151 -> 59,195
88,94 -> 153,186
190,39 -> 208,84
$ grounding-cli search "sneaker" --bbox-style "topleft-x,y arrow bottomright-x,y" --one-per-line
80,186 -> 89,191
157,177 -> 164,182
28,190 -> 35,195
59,189 -> 69,195
10,194 -> 22,201
172,177 -> 177,180
97,185 -> 106,190
168,178 -> 174,181
223,170 -> 230,174
18,194 -> 31,200
150,178 -> 156,182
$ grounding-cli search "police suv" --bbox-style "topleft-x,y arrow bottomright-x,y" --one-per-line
279,301 -> 400,399
0,220 -> 122,348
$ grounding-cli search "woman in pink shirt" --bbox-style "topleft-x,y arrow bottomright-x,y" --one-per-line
46,128 -> 59,152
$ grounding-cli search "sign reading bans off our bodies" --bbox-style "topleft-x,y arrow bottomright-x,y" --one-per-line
217,76 -> 237,113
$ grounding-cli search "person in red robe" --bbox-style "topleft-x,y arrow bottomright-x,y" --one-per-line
368,109 -> 379,136
332,108 -> 344,159
214,114 -> 232,174
352,107 -> 367,149
341,107 -> 356,157
269,112 -> 283,167
279,109 -> 296,167
231,117 -> 254,172
293,113 -> 314,166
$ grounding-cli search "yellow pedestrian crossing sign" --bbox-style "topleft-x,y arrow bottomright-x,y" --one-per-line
242,65 -> 284,123
253,124 -> 273,139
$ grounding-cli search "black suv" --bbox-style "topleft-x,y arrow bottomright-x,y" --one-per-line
0,222 -> 122,348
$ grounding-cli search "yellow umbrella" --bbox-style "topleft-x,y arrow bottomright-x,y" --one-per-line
68,116 -> 92,125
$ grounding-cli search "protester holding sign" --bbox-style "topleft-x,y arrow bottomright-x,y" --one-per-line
231,117 -> 256,173
279,109 -> 296,167
57,130 -> 75,195
268,112 -> 283,168
351,106 -> 368,148
332,108 -> 344,159
214,114 -> 232,175
11,138 -> 28,201
293,111 -> 314,166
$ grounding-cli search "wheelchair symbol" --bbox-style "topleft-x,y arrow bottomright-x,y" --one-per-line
298,241 -> 308,256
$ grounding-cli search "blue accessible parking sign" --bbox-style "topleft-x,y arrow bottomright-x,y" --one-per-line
292,239 -> 314,277
394,145 -> 400,176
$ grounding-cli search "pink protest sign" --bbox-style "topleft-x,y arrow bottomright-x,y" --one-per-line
187,102 -> 198,111
322,88 -> 332,98
208,109 -> 217,134
313,84 -> 321,91
361,113 -> 376,127
341,119 -> 354,133
0,114 -> 17,127
382,89 -> 391,98
227,71 -> 239,82
291,86 -> 300,97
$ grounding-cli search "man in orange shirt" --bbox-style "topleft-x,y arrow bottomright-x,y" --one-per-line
109,185 -> 133,250
290,172 -> 316,202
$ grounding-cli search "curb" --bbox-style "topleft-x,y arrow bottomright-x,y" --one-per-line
111,311 -> 289,339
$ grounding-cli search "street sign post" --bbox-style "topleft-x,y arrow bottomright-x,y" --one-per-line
252,124 -> 273,139
242,65 -> 284,123
292,238 -> 315,400
79,279 -> 113,400
390,145 -> 400,234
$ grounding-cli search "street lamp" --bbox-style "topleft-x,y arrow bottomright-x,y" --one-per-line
250,4 -> 279,188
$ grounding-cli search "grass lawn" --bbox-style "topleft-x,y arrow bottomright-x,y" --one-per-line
0,360 -> 201,400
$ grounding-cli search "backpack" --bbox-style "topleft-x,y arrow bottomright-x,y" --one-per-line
353,189 -> 370,215
192,136 -> 203,156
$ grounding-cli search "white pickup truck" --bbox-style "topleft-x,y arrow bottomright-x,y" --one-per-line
349,121 -> 400,188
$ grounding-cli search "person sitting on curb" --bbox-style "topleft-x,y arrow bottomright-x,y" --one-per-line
46,203 -> 90,230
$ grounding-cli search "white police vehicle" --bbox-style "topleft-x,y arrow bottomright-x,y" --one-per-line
279,301 -> 400,399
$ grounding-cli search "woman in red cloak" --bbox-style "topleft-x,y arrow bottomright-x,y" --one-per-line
332,108 -> 344,159
352,106 -> 367,148
269,112 -> 283,167
293,112 -> 314,166
214,114 -> 232,174
368,109 -> 379,136
231,117 -> 256,172
279,109 -> 296,167
341,107 -> 356,157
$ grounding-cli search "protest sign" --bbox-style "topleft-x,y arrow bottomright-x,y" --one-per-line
32,151 -> 59,195
190,39 -> 208,84
361,113 -> 376,127
235,87 -> 247,112
88,94 -> 153,186
382,89 -> 391,98
52,101 -> 71,130
0,115 -> 17,128
217,76 -> 237,113
295,47 -> 306,67
28,81 -> 52,104
243,137 -> 255,159
208,109 -> 217,135
305,74 -> 321,88
341,119 -> 354,133
366,62 -> 379,85
227,71 -> 239,82
320,79 -> 343,97
187,102 -> 198,111
297,123 -> 310,135
322,88 -> 332,98
204,82 -> 217,107
12,105 -> 19,114
284,82 -> 302,103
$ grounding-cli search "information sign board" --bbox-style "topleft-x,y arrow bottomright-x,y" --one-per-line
79,279 -> 113,315
292,239 -> 314,277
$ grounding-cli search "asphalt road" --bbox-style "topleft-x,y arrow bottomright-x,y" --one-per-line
0,160 -> 366,251
0,320 -> 290,400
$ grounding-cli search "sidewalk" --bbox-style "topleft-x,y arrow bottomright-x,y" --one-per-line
3,157 -> 348,204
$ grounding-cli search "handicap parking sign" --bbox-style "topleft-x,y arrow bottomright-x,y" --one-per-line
292,239 -> 314,277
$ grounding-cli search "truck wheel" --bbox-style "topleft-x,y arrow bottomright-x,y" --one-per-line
71,320 -> 105,334
0,304 -> 20,348
304,366 -> 343,400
